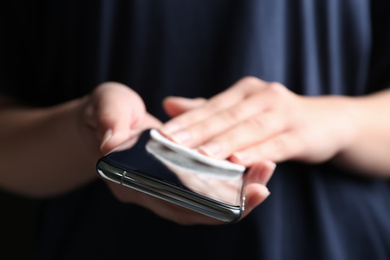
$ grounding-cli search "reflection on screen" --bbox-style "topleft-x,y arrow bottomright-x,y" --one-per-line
145,139 -> 244,206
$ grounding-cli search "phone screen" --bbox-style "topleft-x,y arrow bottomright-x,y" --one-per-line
102,130 -> 245,206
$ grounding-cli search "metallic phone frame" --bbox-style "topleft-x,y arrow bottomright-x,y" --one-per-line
97,159 -> 243,223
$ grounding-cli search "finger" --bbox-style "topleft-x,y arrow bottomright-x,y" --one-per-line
161,77 -> 267,135
87,82 -> 146,153
142,113 -> 163,130
230,132 -> 302,165
197,111 -> 286,159
241,183 -> 270,217
240,161 -> 275,218
161,80 -> 286,149
110,113 -> 163,153
245,160 -> 276,185
163,95 -> 265,147
163,96 -> 206,117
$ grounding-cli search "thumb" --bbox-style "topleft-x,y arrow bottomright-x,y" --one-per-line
87,82 -> 146,154
98,103 -> 146,155
102,113 -> 163,154
163,96 -> 206,117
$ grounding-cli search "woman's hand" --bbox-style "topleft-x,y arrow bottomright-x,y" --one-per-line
161,76 -> 357,166
0,81 -> 275,225
161,76 -> 390,178
87,82 -> 274,225
0,82 -> 161,196
82,82 -> 161,154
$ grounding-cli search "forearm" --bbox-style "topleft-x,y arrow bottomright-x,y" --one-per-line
333,89 -> 390,178
0,97 -> 99,197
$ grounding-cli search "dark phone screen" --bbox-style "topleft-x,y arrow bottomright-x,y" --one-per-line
104,130 -> 244,206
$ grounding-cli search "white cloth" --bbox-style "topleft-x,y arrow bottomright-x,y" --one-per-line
150,129 -> 246,172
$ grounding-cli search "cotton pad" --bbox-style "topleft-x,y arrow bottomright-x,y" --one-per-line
150,129 -> 246,172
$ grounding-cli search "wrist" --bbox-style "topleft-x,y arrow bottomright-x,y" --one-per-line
331,91 -> 390,177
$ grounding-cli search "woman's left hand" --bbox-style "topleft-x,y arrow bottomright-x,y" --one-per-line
161,76 -> 357,167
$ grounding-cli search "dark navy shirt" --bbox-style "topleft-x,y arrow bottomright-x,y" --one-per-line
1,1 -> 390,259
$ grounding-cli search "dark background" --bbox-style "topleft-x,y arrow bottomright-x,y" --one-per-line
0,190 -> 35,259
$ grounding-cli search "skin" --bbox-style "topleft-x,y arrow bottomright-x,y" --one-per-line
161,76 -> 390,178
0,81 -> 272,225
1,76 -> 389,225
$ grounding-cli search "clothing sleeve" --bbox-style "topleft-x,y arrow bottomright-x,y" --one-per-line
368,0 -> 390,92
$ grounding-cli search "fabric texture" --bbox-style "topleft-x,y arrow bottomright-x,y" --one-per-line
0,1 -> 390,259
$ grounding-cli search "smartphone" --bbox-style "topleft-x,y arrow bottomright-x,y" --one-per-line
96,129 -> 246,223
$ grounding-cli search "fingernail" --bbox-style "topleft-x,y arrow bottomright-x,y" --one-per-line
198,142 -> 221,157
265,160 -> 277,172
167,129 -> 191,144
231,151 -> 252,165
160,122 -> 181,135
162,96 -> 176,104
243,188 -> 270,211
100,129 -> 112,151
260,189 -> 271,197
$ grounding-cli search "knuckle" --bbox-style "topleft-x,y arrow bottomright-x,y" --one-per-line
240,76 -> 262,86
204,95 -> 227,112
220,108 -> 244,124
272,134 -> 301,161
294,136 -> 310,158
248,116 -> 266,132
233,76 -> 265,94
272,137 -> 286,153
269,137 -> 289,162
266,82 -> 287,96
